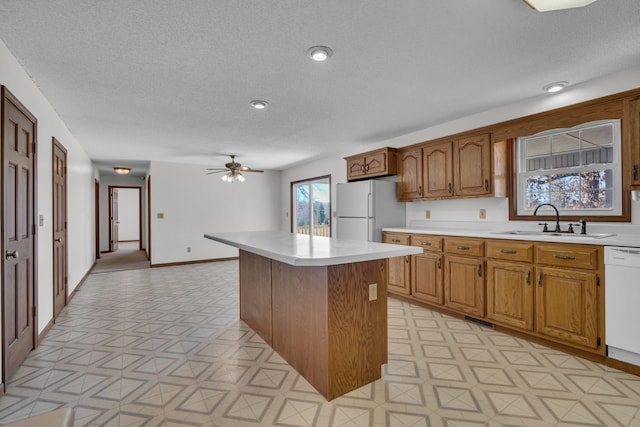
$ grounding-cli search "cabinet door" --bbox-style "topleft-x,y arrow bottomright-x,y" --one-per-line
486,261 -> 533,331
365,152 -> 387,175
384,233 -> 411,295
346,157 -> 366,180
444,255 -> 485,317
535,267 -> 599,350
412,252 -> 443,305
628,97 -> 640,187
398,148 -> 423,200
423,141 -> 453,198
454,133 -> 492,196
388,255 -> 411,295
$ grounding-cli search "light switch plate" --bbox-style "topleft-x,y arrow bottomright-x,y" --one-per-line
369,283 -> 377,301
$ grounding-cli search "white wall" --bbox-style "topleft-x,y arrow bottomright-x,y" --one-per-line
97,174 -> 147,252
117,188 -> 140,241
280,156 -> 347,236
282,66 -> 640,228
0,37 -> 95,356
150,161 -> 281,265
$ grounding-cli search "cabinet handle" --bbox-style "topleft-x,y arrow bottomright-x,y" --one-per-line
448,183 -> 452,194
364,163 -> 369,173
392,239 -> 401,243
421,242 -> 431,246
634,164 -> 639,181
484,179 -> 489,191
537,271 -> 543,287
554,254 -> 576,260
418,185 -> 422,196
456,246 -> 470,250
437,258 -> 441,269
500,249 -> 517,254
526,270 -> 531,286
405,256 -> 409,264
477,264 -> 482,277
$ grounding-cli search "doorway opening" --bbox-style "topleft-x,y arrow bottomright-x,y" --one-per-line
93,185 -> 149,273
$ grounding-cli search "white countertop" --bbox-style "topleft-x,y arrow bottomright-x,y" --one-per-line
383,222 -> 640,248
204,230 -> 422,266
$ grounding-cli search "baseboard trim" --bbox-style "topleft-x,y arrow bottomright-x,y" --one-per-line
38,318 -> 54,342
151,257 -> 238,268
68,265 -> 94,304
606,356 -> 640,376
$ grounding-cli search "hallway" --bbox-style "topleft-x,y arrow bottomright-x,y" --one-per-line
91,242 -> 150,274
0,261 -> 639,426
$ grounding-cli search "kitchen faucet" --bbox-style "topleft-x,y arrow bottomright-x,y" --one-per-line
533,203 -> 561,232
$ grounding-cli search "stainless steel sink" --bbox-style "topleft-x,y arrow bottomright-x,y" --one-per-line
492,230 -> 616,239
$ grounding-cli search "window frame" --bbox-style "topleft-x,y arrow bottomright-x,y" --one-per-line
290,175 -> 332,237
514,119 -> 622,219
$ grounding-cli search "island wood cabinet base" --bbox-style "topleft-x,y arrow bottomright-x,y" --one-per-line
239,250 -> 388,400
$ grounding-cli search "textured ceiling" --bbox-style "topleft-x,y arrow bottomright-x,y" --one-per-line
0,0 -> 639,172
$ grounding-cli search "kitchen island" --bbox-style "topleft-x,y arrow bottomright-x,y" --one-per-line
204,230 -> 421,400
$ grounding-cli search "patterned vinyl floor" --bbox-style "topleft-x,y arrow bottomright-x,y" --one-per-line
0,260 -> 639,426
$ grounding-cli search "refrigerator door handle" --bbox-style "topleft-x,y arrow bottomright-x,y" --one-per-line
367,192 -> 373,218
368,218 -> 375,242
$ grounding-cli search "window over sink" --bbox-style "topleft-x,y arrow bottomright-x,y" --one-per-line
516,120 -> 621,218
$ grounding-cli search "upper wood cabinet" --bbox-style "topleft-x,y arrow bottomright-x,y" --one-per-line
397,147 -> 423,200
454,133 -> 492,197
398,132 -> 498,201
423,141 -> 453,198
628,97 -> 640,187
345,147 -> 397,181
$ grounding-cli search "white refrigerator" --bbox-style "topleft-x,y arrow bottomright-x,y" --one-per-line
336,180 -> 405,242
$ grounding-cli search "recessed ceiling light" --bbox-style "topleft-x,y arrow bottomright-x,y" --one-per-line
307,46 -> 333,62
543,81 -> 568,93
524,0 -> 597,11
250,100 -> 268,109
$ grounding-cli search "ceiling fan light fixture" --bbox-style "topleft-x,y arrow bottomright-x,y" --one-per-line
543,81 -> 568,93
113,167 -> 131,175
307,46 -> 333,62
250,100 -> 268,110
524,0 -> 597,11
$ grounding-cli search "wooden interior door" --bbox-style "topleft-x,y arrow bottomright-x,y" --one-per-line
2,86 -> 37,381
109,187 -> 119,252
53,138 -> 68,318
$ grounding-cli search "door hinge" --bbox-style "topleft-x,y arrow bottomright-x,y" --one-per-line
32,223 -> 36,235
32,306 -> 36,317
597,337 -> 601,348
32,142 -> 36,153
596,276 -> 600,287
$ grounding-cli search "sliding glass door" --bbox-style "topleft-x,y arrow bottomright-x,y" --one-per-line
291,176 -> 331,237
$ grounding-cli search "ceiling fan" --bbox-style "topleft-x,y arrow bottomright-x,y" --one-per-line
206,155 -> 264,182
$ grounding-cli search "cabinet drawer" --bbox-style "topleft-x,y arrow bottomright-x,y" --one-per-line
445,237 -> 484,256
536,244 -> 599,270
411,235 -> 442,251
384,233 -> 410,245
486,241 -> 533,262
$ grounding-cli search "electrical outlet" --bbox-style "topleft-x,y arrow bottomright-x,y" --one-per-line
425,210 -> 431,219
369,283 -> 377,301
187,247 -> 191,253
479,208 -> 486,219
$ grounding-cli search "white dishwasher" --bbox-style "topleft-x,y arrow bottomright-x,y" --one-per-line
605,246 -> 640,366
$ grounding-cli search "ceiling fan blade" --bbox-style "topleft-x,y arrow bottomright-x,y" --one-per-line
206,170 -> 226,175
206,168 -> 227,171
243,169 -> 264,173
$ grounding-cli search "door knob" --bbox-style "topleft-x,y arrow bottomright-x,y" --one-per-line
55,238 -> 62,243
5,250 -> 18,259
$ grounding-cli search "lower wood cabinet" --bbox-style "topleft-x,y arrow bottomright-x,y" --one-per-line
411,252 -> 443,304
486,261 -> 534,331
384,233 -> 411,295
444,255 -> 485,317
384,231 -> 605,356
535,266 -> 599,350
